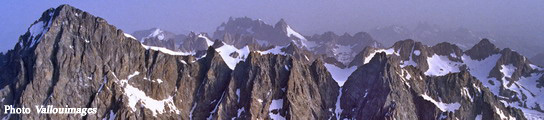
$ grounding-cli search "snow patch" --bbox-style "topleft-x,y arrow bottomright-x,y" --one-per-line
424,54 -> 462,76
401,46 -> 418,68
269,99 -> 286,120
324,64 -> 357,86
269,113 -> 286,120
519,107 -> 544,120
198,34 -> 214,47
269,99 -> 283,111
405,71 -> 412,80
364,48 -> 400,64
207,92 -> 225,120
529,64 -> 543,71
215,43 -> 250,69
400,50 -> 418,68
142,44 -> 195,56
505,72 -> 544,113
420,94 -> 461,112
256,45 -> 287,55
461,87 -> 473,102
97,76 -> 108,93
475,114 -> 482,120
124,33 -> 136,40
127,71 -> 140,80
286,25 -> 315,50
118,72 -> 180,116
463,54 -> 502,95
400,58 -> 418,68
413,50 -> 421,56
286,25 -> 306,41
236,89 -> 241,102
29,21 -> 46,45
500,64 -> 516,79
334,88 -> 343,119
102,110 -> 116,120
236,108 -> 244,118
149,28 -> 165,40
450,53 -> 458,58
189,103 -> 197,119
27,11 -> 53,47
494,106 -> 515,120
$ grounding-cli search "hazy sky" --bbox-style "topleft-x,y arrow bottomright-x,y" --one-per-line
1,0 -> 543,52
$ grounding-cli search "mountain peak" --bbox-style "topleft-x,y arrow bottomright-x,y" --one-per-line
475,38 -> 495,47
368,52 -> 388,65
465,38 -> 500,60
18,6 -> 59,49
274,18 -> 288,29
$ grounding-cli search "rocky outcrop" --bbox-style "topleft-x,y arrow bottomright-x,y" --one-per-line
465,39 -> 501,60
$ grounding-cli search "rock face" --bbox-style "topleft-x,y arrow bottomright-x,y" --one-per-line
349,38 -> 544,119
340,53 -> 525,119
0,5 -> 338,120
0,4 -> 542,120
0,52 -> 5,67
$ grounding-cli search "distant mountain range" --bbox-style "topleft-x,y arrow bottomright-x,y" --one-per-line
368,23 -> 544,58
0,4 -> 543,120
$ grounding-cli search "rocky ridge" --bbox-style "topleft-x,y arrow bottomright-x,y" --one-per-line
0,4 -> 541,120
348,39 -> 544,119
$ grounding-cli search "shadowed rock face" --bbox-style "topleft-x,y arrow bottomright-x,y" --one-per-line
465,39 -> 501,61
340,53 -> 525,119
346,37 -> 544,118
0,4 -> 539,120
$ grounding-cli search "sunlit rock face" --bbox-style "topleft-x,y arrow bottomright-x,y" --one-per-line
1,4 -> 542,120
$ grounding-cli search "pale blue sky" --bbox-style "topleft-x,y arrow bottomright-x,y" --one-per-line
1,0 -> 543,52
